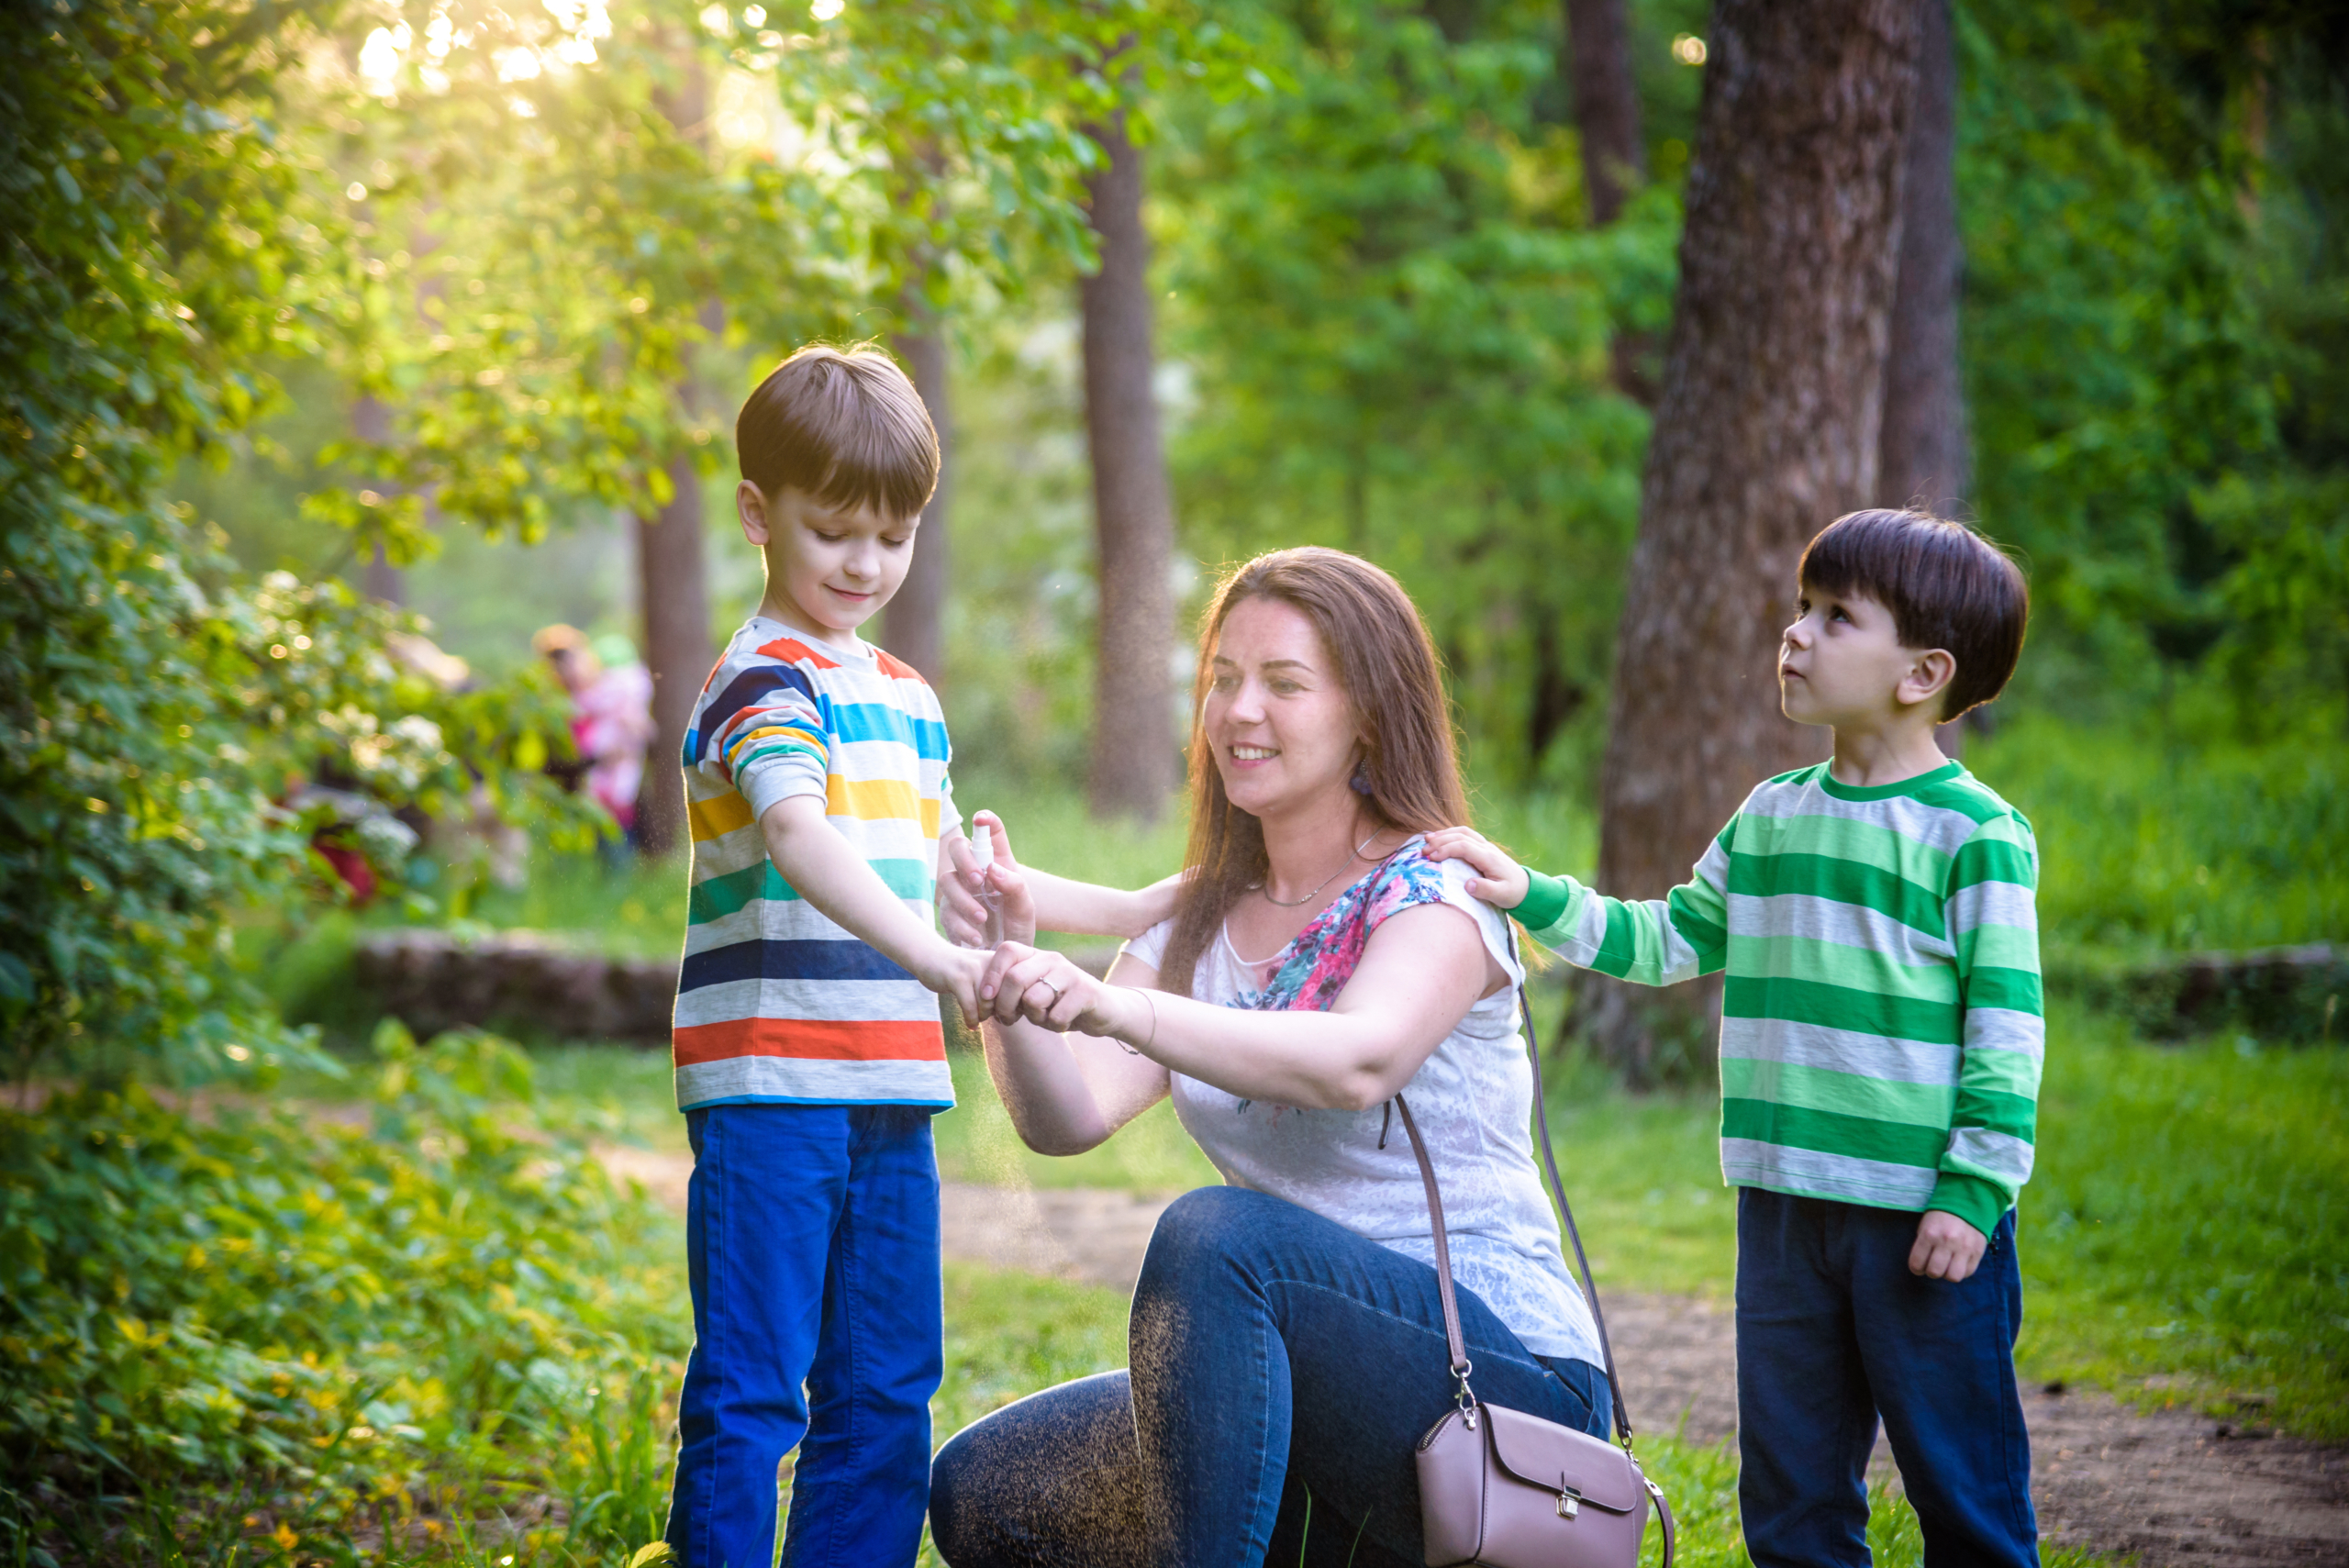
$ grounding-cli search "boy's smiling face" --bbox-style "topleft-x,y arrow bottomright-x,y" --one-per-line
1779,581 -> 1955,729
738,482 -> 917,639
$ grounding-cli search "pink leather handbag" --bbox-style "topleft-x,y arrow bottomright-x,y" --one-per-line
1396,984 -> 1675,1568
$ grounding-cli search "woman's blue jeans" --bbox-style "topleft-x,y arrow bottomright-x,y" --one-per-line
930,1185 -> 1610,1568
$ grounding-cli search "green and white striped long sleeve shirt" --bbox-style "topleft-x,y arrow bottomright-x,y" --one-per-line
1515,760 -> 2043,1236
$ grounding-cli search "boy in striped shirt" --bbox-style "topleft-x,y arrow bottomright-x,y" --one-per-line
662,345 -> 1163,1568
1432,509 -> 2041,1567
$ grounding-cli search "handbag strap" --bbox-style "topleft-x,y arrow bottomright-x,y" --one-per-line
1390,972 -> 1637,1450
1517,976 -> 1637,1448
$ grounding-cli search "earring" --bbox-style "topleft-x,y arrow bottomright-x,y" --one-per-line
1350,758 -> 1375,796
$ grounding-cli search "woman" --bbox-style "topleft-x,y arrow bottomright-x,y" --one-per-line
930,549 -> 1609,1567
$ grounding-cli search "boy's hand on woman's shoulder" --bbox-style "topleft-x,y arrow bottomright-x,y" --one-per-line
1909,1209 -> 1987,1283
1422,827 -> 1531,912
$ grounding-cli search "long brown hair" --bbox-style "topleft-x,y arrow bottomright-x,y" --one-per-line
1157,547 -> 1472,997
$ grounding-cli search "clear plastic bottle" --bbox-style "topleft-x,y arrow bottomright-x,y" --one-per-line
969,820 -> 1006,948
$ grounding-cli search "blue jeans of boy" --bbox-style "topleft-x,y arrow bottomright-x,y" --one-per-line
1736,1187 -> 2036,1568
930,1185 -> 1611,1567
664,1103 -> 942,1568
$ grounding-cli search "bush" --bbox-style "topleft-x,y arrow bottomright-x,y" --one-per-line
0,1026 -> 687,1562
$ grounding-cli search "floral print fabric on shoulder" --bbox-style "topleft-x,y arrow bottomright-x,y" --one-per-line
1237,837 -> 1452,1015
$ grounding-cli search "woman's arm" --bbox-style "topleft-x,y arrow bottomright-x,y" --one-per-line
939,812 -> 1183,942
981,902 -> 1502,1113
979,951 -> 1173,1155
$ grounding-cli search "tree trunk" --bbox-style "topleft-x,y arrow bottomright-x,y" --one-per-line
1584,0 -> 1922,1084
635,449 -> 712,858
635,54 -> 719,858
1079,110 -> 1178,822
1564,0 -> 1656,404
1879,0 -> 1966,517
882,320 -> 951,685
1564,0 -> 1645,227
1882,0 -> 1965,760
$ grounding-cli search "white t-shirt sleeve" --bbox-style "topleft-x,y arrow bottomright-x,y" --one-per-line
1119,916 -> 1176,974
1431,855 -> 1528,990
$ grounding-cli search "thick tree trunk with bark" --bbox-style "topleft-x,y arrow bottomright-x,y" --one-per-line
1564,0 -> 1645,227
1079,110 -> 1177,822
1584,0 -> 1922,1084
1879,0 -> 1967,516
882,321 -> 951,685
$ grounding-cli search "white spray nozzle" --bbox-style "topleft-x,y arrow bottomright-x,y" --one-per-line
971,821 -> 995,871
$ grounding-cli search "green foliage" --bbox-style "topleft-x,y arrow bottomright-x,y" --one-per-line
1961,0 -> 2349,728
0,1025 -> 689,1561
1972,709 -> 2349,958
1160,0 -> 1675,782
2,0 -> 598,1080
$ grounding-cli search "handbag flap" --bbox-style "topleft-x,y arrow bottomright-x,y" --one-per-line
1481,1404 -> 1643,1514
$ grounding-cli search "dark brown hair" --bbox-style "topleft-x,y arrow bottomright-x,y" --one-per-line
1798,507 -> 2030,719
736,343 -> 939,520
1156,548 -> 1473,998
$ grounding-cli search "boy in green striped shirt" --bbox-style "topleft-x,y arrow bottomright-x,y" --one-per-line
1431,508 -> 2041,1567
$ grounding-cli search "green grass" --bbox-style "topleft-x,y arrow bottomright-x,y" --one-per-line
1969,712 -> 2347,962
2021,1007 -> 2349,1440
931,1048 -> 1220,1193
1536,1000 -> 2349,1441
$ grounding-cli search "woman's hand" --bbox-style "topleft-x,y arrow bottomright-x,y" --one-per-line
1421,826 -> 1531,911
980,942 -> 1150,1043
941,809 -> 1037,947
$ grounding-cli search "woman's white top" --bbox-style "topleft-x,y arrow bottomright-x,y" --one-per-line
1119,842 -> 1604,1367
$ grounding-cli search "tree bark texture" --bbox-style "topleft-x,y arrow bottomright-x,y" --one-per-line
1878,0 -> 1968,516
1586,0 -> 1922,1083
1564,0 -> 1645,227
882,321 -> 951,685
1079,111 -> 1178,822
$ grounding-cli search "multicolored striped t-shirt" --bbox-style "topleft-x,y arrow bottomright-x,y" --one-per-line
1515,761 -> 2042,1236
670,616 -> 958,1112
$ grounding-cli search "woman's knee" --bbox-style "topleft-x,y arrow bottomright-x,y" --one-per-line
1138,1185 -> 1288,1285
927,1423 -> 983,1562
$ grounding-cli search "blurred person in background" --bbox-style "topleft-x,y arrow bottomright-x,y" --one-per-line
534,623 -> 657,847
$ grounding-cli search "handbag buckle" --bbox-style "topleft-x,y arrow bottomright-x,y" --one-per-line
1556,1485 -> 1581,1519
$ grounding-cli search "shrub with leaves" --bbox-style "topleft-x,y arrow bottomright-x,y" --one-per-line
0,1026 -> 687,1561
0,0 -> 601,1081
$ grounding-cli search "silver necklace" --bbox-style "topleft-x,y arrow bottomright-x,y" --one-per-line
1254,830 -> 1382,909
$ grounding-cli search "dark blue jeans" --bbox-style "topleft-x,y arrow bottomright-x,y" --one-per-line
929,1185 -> 1611,1568
663,1103 -> 943,1568
1736,1188 -> 2036,1568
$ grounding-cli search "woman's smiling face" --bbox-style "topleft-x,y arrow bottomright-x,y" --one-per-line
1202,595 -> 1361,819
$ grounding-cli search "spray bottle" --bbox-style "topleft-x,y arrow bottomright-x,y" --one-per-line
968,818 -> 1006,948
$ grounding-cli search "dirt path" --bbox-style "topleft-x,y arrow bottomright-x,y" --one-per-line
600,1152 -> 2349,1566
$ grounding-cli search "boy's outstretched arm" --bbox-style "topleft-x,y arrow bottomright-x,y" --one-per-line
762,796 -> 985,1018
1423,822 -> 1731,985
1913,813 -> 2045,1281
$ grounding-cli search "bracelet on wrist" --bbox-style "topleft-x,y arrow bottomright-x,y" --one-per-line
1118,986 -> 1159,1057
